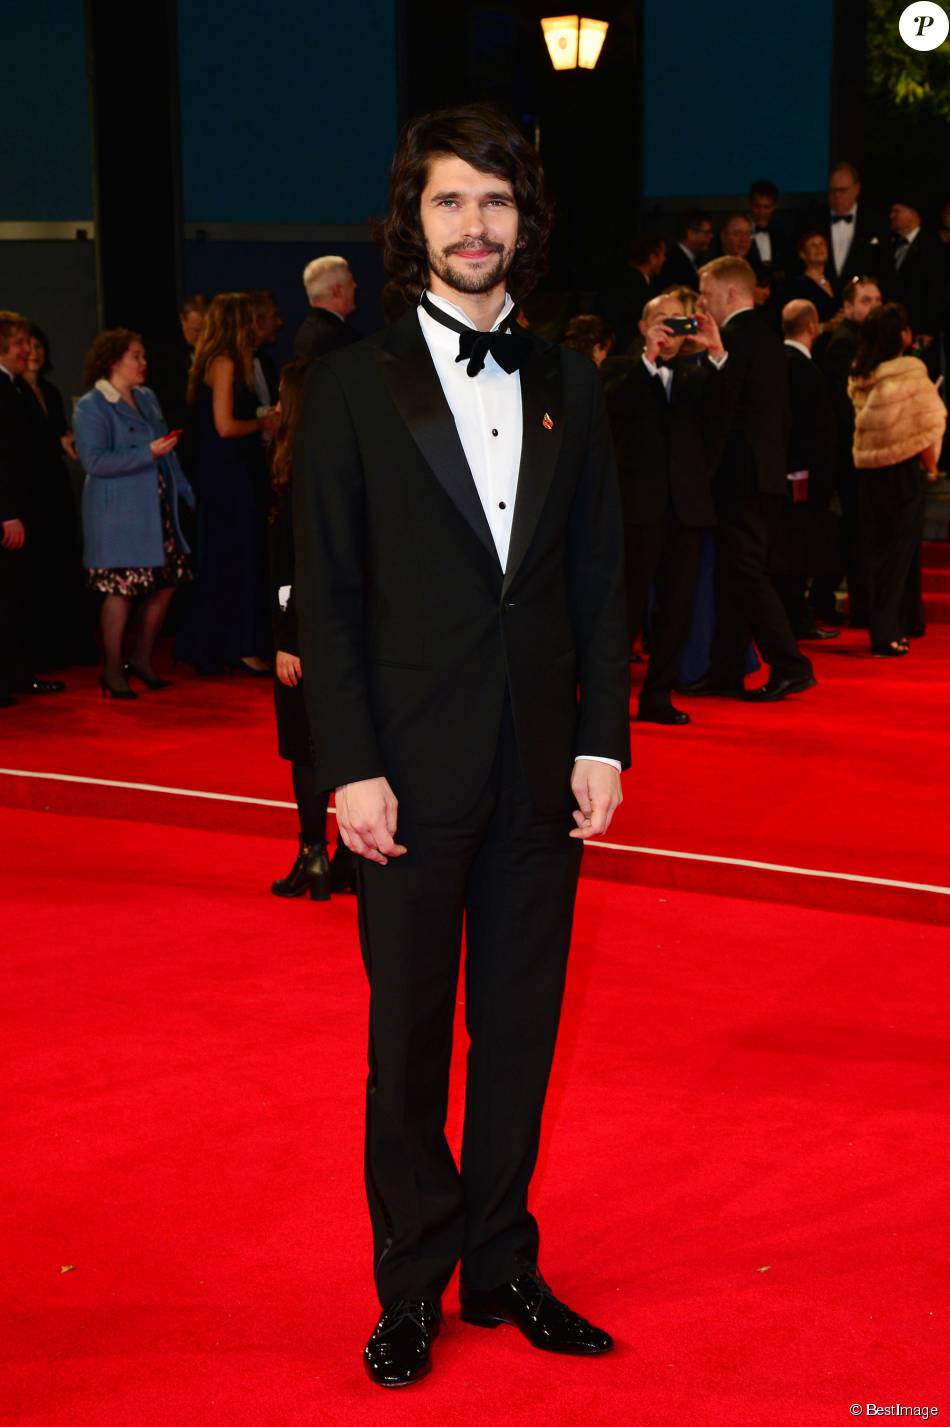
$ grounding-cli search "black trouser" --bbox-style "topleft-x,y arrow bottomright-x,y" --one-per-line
0,549 -> 25,700
624,515 -> 704,708
863,460 -> 927,649
356,702 -> 583,1304
709,492 -> 813,685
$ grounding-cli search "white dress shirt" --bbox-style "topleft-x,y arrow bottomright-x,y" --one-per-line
753,227 -> 772,266
783,339 -> 811,360
830,206 -> 858,277
417,291 -> 619,774
641,348 -> 728,398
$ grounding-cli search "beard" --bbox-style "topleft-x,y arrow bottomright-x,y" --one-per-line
427,239 -> 515,295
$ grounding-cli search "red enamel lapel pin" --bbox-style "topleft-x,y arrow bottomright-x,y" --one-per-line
542,413 -> 554,430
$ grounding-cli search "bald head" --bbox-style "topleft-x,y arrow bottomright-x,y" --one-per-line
782,298 -> 820,347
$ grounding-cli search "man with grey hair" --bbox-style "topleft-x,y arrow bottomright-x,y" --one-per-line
293,256 -> 361,358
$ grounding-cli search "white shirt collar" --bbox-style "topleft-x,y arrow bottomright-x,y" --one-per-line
784,339 -> 812,359
677,241 -> 698,267
0,362 -> 18,382
902,227 -> 920,246
422,289 -> 515,335
722,305 -> 754,329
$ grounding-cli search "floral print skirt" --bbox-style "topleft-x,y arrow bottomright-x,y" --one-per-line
88,470 -> 192,597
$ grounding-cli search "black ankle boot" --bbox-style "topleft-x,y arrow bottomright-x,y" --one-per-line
271,838 -> 331,900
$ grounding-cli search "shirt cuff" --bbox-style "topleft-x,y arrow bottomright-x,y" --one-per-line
575,755 -> 622,772
708,351 -> 728,369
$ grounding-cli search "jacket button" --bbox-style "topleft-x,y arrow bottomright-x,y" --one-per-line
503,599 -> 516,610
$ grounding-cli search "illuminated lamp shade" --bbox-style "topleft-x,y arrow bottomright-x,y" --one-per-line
541,15 -> 609,71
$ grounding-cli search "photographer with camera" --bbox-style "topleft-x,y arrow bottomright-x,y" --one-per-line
606,290 -> 727,725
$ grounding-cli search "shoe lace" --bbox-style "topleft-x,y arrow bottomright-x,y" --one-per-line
376,1298 -> 438,1337
512,1270 -> 583,1327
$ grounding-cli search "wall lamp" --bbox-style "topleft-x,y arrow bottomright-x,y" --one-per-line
540,15 -> 609,71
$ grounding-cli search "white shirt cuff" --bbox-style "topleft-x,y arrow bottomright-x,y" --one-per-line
708,351 -> 728,369
575,755 -> 622,772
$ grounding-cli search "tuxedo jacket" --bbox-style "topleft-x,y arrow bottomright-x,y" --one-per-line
658,244 -> 701,294
715,309 -> 791,502
292,307 -> 362,360
606,356 -> 721,527
888,230 -> 945,338
813,206 -> 888,296
752,221 -> 791,281
292,310 -> 630,821
0,374 -> 33,524
784,347 -> 837,507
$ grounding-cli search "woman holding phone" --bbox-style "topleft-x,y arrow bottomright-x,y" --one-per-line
74,329 -> 194,699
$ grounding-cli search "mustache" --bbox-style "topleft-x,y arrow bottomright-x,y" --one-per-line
444,240 -> 505,256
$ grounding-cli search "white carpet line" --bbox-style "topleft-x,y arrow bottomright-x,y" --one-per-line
2,767 -> 948,898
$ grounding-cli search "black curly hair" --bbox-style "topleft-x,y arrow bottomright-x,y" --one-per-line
377,104 -> 554,305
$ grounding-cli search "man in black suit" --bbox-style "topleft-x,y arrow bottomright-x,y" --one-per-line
0,311 -> 66,704
293,106 -> 629,1388
887,198 -> 944,374
749,179 -> 790,285
775,300 -> 839,638
594,231 -> 666,354
820,276 -> 882,625
293,256 -> 362,358
659,209 -> 714,291
607,291 -> 726,725
818,162 -> 888,299
148,293 -> 207,435
682,257 -> 815,702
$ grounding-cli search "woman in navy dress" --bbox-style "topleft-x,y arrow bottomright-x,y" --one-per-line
782,231 -> 840,329
174,293 -> 276,675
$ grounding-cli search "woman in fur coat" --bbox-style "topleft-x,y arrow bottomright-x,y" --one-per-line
849,304 -> 945,656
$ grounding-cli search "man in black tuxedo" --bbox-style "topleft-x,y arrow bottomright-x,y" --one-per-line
607,291 -> 726,725
775,300 -> 839,638
887,198 -> 944,373
749,179 -> 790,285
659,209 -> 714,291
0,311 -> 66,704
148,293 -> 207,435
594,231 -> 666,354
293,106 -> 629,1388
716,212 -> 766,282
820,276 -> 882,625
293,256 -> 362,358
682,257 -> 815,702
818,162 -> 887,300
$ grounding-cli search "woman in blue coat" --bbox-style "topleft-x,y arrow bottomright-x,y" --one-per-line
74,329 -> 195,698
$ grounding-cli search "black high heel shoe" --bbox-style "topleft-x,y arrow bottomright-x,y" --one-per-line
271,839 -> 331,900
124,661 -> 173,690
100,674 -> 138,700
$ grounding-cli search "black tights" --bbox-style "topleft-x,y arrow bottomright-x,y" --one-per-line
291,761 -> 330,844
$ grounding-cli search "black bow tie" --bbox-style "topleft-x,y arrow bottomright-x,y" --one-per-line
654,357 -> 674,370
831,213 -> 854,225
892,233 -> 909,247
420,291 -> 533,377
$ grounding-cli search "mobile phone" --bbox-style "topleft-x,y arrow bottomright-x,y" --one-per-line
167,429 -> 183,440
664,316 -> 699,335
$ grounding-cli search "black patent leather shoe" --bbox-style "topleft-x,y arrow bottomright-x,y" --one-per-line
675,674 -> 745,698
270,839 -> 331,900
364,1299 -> 441,1388
799,626 -> 840,641
743,673 -> 816,702
460,1268 -> 613,1356
637,703 -> 690,725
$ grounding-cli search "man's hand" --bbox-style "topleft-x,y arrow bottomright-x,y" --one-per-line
335,776 -> 407,865
275,650 -> 302,687
643,318 -> 674,364
692,309 -> 724,360
1,518 -> 26,551
569,760 -> 623,840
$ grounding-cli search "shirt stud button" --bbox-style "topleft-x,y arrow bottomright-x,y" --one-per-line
491,428 -> 499,437
498,501 -> 506,510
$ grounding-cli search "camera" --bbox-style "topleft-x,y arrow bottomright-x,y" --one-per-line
664,316 -> 699,335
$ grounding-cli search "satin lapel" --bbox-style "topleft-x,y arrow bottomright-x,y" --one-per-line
503,341 -> 563,595
376,314 -> 498,563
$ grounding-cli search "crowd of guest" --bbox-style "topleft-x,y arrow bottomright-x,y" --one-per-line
1,161 -> 947,767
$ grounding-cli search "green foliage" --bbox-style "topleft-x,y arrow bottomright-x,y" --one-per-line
866,0 -> 950,119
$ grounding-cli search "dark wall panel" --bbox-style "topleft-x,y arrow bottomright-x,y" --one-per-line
178,0 -> 398,224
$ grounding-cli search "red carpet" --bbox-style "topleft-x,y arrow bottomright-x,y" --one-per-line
3,807 -> 949,1425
